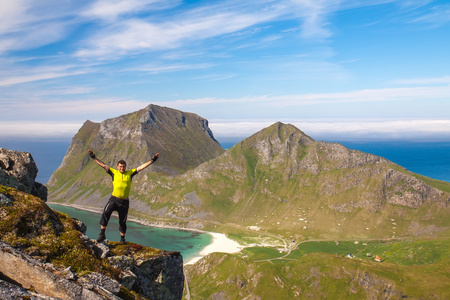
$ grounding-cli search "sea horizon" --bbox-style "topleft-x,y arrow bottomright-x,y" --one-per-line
1,137 -> 449,184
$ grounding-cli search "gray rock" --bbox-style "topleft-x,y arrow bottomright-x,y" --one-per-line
0,241 -> 121,300
62,266 -> 77,281
0,148 -> 47,201
134,252 -> 184,300
82,272 -> 120,294
0,279 -> 59,300
108,255 -> 135,271
93,241 -> 110,258
0,193 -> 12,206
73,219 -> 88,234
120,270 -> 137,290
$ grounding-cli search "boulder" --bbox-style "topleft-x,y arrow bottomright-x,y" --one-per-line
0,148 -> 47,201
0,241 -> 121,300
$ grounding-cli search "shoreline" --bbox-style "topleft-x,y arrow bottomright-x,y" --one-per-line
47,202 -> 245,265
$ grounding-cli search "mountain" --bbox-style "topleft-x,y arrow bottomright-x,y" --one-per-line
49,115 -> 450,240
166,122 -> 449,239
47,104 -> 224,208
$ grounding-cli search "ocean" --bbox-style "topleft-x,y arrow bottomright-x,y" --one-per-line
1,138 -> 448,184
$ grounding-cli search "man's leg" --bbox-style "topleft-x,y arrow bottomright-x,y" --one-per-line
117,200 -> 130,243
97,197 -> 117,242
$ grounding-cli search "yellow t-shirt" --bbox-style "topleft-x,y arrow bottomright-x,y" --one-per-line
107,168 -> 138,199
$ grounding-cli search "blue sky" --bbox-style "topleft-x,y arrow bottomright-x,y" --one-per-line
1,0 -> 449,142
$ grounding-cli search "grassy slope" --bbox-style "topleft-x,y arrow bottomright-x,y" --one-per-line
125,124 -> 450,240
185,238 -> 450,299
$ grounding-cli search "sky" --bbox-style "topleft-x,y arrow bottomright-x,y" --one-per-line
1,0 -> 449,143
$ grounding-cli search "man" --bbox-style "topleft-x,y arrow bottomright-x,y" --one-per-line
88,149 -> 159,243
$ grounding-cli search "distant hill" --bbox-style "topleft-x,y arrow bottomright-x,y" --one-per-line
48,109 -> 450,240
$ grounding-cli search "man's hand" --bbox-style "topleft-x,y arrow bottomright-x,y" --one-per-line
88,149 -> 96,159
151,153 -> 159,163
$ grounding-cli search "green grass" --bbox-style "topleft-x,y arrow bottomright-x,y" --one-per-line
242,247 -> 285,261
283,239 -> 450,265
185,238 -> 450,300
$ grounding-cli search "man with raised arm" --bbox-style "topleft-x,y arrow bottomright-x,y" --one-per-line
87,149 -> 159,243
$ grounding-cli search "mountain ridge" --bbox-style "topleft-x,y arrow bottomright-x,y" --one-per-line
47,108 -> 450,240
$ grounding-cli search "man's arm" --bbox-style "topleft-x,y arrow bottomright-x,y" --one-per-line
136,153 -> 159,172
88,150 -> 109,172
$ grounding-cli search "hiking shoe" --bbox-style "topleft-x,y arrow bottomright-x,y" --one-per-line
120,236 -> 126,244
97,232 -> 106,243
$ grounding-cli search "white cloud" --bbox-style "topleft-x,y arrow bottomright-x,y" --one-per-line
0,1 -> 77,54
127,63 -> 213,74
410,4 -> 450,27
391,76 -> 450,85
0,70 -> 87,86
5,118 -> 449,141
82,0 -> 177,21
76,7 -> 280,58
158,85 -> 450,108
0,121 -> 83,138
209,119 -> 450,141
1,98 -> 147,119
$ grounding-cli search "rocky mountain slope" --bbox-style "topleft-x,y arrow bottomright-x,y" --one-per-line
0,184 -> 184,299
47,104 -> 224,209
48,109 -> 450,240
162,122 -> 449,239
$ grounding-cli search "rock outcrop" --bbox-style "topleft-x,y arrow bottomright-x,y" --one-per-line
0,184 -> 184,299
0,148 -> 47,201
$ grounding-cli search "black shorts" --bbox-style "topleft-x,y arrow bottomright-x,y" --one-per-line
99,196 -> 130,234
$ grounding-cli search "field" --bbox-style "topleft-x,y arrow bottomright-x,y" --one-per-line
242,238 -> 450,265
185,237 -> 450,299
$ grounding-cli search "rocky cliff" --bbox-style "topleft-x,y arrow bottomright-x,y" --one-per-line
0,148 -> 47,201
0,184 -> 184,299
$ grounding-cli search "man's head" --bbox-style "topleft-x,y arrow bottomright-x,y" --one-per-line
117,160 -> 127,173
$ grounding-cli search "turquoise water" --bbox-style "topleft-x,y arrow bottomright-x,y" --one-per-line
48,204 -> 212,263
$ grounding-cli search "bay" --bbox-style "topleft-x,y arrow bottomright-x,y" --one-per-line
48,204 -> 212,264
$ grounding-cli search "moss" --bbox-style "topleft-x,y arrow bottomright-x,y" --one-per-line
109,241 -> 164,260
117,286 -> 147,300
0,184 -> 119,278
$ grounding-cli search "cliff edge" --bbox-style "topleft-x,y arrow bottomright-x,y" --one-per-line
0,184 -> 184,299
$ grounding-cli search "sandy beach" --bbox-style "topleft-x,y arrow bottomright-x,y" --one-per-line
184,232 -> 244,265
